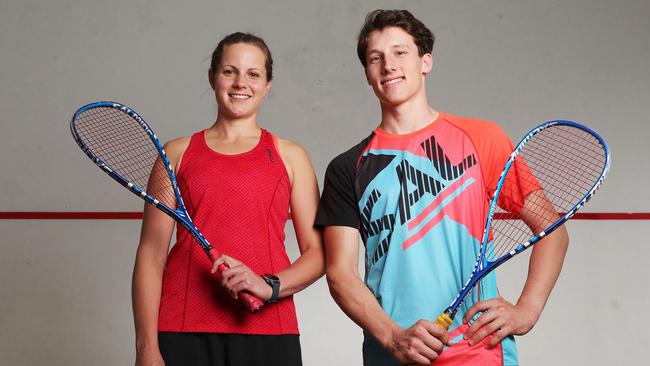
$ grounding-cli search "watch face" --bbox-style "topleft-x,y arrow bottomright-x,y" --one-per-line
264,274 -> 279,281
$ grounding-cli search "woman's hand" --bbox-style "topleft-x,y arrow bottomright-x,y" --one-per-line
211,255 -> 272,301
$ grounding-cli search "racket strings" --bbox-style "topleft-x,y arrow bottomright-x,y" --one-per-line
73,107 -> 177,209
485,125 -> 606,262
526,133 -> 604,186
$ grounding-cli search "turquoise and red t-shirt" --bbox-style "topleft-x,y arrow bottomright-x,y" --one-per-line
316,112 -> 528,365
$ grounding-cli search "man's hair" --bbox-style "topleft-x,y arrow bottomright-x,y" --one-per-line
357,9 -> 435,68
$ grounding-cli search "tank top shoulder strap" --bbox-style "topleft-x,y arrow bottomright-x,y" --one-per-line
259,129 -> 281,159
258,128 -> 277,150
259,129 -> 290,182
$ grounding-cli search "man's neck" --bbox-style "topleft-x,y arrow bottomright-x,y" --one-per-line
378,95 -> 439,135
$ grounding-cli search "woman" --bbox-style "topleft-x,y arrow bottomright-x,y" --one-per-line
132,32 -> 324,366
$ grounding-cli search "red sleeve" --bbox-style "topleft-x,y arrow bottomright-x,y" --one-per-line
498,156 -> 542,214
445,115 -> 541,214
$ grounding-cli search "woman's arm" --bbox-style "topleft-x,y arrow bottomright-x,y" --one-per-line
275,140 -> 325,297
132,138 -> 189,365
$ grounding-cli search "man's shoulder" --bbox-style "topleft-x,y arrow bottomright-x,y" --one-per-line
441,113 -> 512,148
327,132 -> 375,172
442,112 -> 505,135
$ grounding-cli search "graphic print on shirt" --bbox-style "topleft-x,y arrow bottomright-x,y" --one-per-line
358,131 -> 479,268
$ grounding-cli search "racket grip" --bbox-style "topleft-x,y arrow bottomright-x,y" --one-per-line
215,263 -> 265,313
435,310 -> 454,331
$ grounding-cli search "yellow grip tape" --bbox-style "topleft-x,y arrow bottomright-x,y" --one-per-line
435,312 -> 453,330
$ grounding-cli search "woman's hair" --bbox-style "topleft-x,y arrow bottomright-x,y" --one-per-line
210,32 -> 273,81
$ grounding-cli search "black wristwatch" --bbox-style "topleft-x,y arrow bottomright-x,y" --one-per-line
261,274 -> 280,304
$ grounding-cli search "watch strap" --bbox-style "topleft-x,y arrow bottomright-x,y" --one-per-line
262,274 -> 280,304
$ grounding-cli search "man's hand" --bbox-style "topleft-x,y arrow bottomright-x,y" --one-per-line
463,295 -> 538,348
389,320 -> 449,365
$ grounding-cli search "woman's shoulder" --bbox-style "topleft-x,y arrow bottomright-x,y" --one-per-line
163,135 -> 193,170
275,136 -> 305,153
273,136 -> 311,163
164,135 -> 192,154
269,135 -> 315,184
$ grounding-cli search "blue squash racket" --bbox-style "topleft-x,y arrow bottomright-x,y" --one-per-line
71,101 -> 265,313
435,120 -> 610,329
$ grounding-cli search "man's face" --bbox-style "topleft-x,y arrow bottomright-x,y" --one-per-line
364,26 -> 432,107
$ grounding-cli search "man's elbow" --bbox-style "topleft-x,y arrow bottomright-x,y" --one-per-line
325,265 -> 353,297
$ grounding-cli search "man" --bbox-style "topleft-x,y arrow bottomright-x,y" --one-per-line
316,9 -> 568,365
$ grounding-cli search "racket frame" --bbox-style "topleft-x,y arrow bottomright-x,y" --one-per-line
71,101 -> 265,313
435,120 -> 610,329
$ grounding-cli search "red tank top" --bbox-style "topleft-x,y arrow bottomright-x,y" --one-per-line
158,129 -> 298,334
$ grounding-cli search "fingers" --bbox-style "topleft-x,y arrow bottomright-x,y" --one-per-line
403,341 -> 437,365
396,339 -> 436,365
486,328 -> 507,349
463,297 -> 523,348
407,352 -> 434,366
394,320 -> 450,364
414,321 -> 447,354
211,254 -> 239,274
427,321 -> 450,346
211,255 -> 271,300
468,315 -> 503,347
464,306 -> 497,340
219,263 -> 245,284
220,267 -> 251,298
463,299 -> 493,324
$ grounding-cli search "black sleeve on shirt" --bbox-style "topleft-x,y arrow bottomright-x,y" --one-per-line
315,135 -> 372,229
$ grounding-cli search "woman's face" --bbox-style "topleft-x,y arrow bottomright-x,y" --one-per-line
211,43 -> 271,120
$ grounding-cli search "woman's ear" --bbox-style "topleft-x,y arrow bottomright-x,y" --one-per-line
208,69 -> 215,90
265,80 -> 272,96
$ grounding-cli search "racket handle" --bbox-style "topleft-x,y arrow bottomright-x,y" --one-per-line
435,310 -> 454,331
216,263 -> 265,313
208,250 -> 265,313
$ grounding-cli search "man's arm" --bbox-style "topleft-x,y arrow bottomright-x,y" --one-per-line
325,226 -> 448,365
463,190 -> 569,347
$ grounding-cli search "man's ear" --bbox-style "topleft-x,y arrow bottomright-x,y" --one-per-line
421,53 -> 433,75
